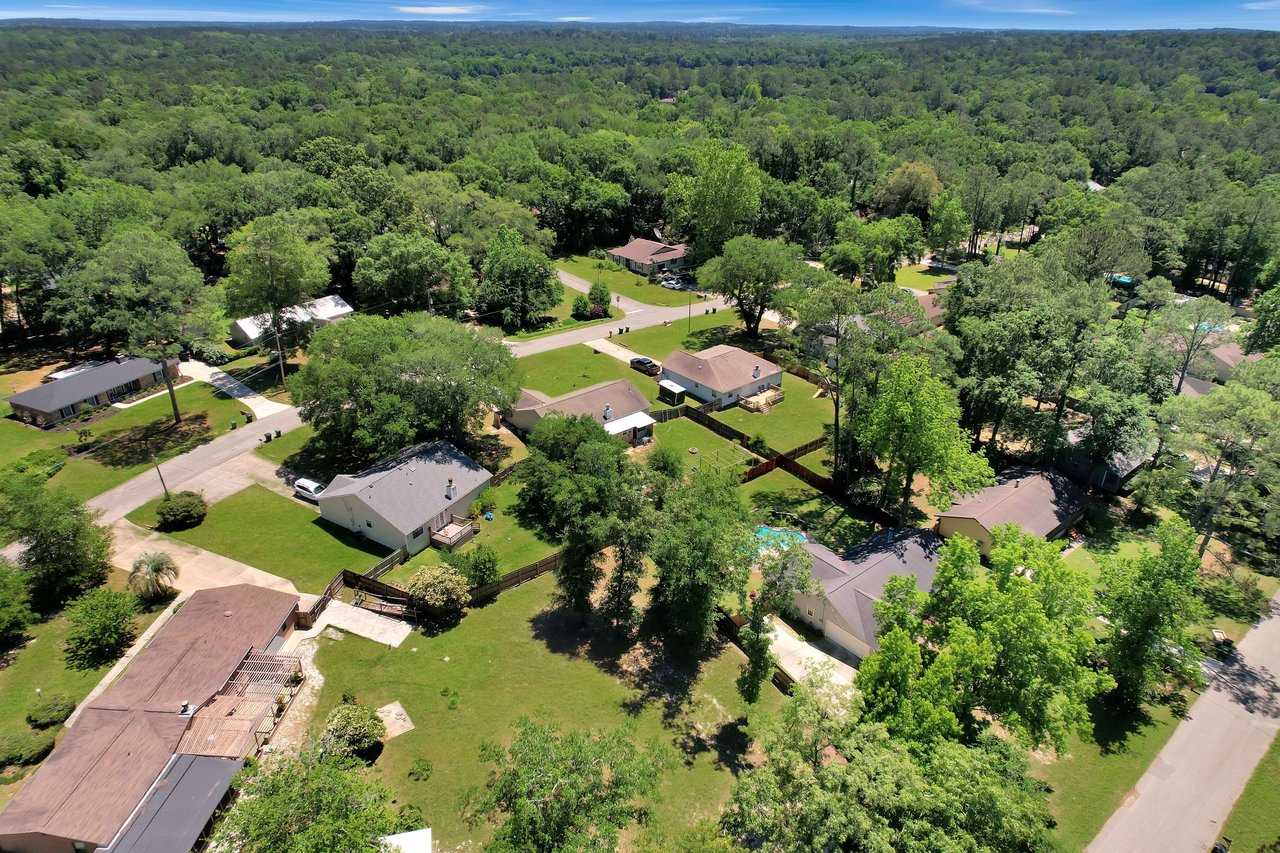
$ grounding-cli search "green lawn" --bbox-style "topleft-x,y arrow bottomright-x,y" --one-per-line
126,484 -> 388,593
519,345 -> 664,406
311,573 -> 784,848
480,287 -> 623,342
0,414 -> 64,470
0,570 -> 166,809
712,376 -> 833,453
652,417 -> 756,473
1035,697 -> 1182,852
894,264 -> 954,292
254,423 -> 316,469
1222,733 -> 1280,851
739,468 -> 876,554
797,445 -> 833,477
382,480 -> 557,586
613,311 -> 750,361
555,254 -> 707,308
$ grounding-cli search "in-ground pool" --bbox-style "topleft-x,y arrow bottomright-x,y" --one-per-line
756,525 -> 806,552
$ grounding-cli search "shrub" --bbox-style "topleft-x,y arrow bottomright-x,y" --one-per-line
187,340 -> 233,366
445,544 -> 500,587
404,564 -> 470,613
63,587 -> 139,670
571,293 -> 593,320
321,703 -> 385,758
587,248 -> 606,260
155,490 -> 207,531
25,694 -> 76,729
746,433 -> 771,458
0,565 -> 34,648
470,488 -> 498,516
340,688 -> 357,705
408,758 -> 433,782
5,448 -> 67,481
0,730 -> 56,767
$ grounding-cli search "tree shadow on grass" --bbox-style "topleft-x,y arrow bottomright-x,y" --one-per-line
1085,695 -> 1160,756
461,432 -> 515,473
676,324 -> 777,356
272,437 -> 369,484
89,414 -> 213,469
674,715 -> 752,772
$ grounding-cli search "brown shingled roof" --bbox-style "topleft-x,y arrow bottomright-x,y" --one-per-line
608,238 -> 686,265
938,467 -> 1087,539
513,379 -> 649,426
662,345 -> 779,394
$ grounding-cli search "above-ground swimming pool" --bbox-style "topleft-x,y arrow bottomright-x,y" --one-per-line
756,525 -> 806,552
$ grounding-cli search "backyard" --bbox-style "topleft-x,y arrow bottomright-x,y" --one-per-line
519,345 -> 664,406
126,484 -> 388,593
894,263 -> 954,292
555,254 -> 707,308
739,468 -> 876,554
711,375 -> 833,453
381,480 -> 557,586
651,418 -> 756,473
310,573 -> 784,848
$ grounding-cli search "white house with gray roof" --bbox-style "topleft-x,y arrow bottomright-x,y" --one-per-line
317,441 -> 492,555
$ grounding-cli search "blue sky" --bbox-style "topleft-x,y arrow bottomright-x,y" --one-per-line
1,0 -> 1278,29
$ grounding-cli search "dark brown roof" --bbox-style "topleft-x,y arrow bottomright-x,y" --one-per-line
0,585 -> 298,849
661,345 -> 781,393
608,238 -> 686,265
938,467 -> 1087,539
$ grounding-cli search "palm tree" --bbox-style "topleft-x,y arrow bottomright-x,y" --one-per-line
129,552 -> 179,601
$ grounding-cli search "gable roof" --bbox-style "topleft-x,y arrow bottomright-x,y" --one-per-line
513,379 -> 649,426
6,357 -> 165,413
608,238 -> 686,265
230,294 -> 354,341
938,467 -> 1087,539
1211,340 -> 1263,371
320,440 -> 491,535
662,345 -> 779,393
0,585 -> 298,849
1177,373 -> 1218,398
805,528 -> 942,651
1064,425 -> 1157,480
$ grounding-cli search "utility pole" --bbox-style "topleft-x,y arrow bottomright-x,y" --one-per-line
153,455 -> 170,499
687,288 -> 693,332
273,321 -> 287,388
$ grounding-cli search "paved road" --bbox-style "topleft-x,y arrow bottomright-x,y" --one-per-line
1088,592 -> 1280,853
510,271 -> 726,358
88,406 -> 303,524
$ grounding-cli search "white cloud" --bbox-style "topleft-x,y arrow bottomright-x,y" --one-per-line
556,15 -> 593,19
394,5 -> 485,14
1242,0 -> 1280,8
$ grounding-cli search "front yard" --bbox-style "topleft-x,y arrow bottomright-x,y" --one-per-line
555,254 -> 706,308
613,311 -> 757,362
894,263 -> 954,292
127,484 -> 388,593
519,345 -> 664,406
711,375 -> 833,453
480,286 -> 622,342
1222,732 -> 1280,851
311,572 -> 784,848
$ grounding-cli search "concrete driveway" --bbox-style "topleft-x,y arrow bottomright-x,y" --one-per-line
1088,592 -> 1280,853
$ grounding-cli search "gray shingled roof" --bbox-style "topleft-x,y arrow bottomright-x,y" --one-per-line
804,528 -> 943,653
513,379 -> 649,426
662,345 -> 778,394
321,441 -> 491,535
6,357 -> 165,413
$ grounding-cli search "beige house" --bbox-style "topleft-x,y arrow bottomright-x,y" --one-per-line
936,468 -> 1088,555
792,528 -> 943,661
606,238 -> 688,276
660,345 -> 783,410
6,356 -> 178,427
508,380 -> 654,445
318,441 -> 492,555
1202,340 -> 1262,384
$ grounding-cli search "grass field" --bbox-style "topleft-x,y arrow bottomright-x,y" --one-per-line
1035,697 -> 1183,852
382,480 -> 557,586
739,468 -> 876,553
127,484 -> 388,593
0,570 -> 166,809
519,345 -> 664,406
712,376 -> 833,453
894,264 -> 954,292
613,311 -> 750,361
311,573 -> 784,848
555,254 -> 706,308
1222,733 -> 1280,851
480,287 -> 623,341
651,418 -> 755,472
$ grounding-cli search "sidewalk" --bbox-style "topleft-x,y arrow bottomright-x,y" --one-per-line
1087,592 -> 1280,853
182,360 -> 292,419
583,337 -> 648,366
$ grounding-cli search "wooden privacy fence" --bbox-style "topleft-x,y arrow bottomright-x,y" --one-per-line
297,571 -> 345,629
365,547 -> 408,581
490,459 -> 526,487
469,550 -> 565,605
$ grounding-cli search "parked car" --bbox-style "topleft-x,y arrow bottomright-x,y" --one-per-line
661,279 -> 683,290
630,356 -> 661,376
293,478 -> 326,502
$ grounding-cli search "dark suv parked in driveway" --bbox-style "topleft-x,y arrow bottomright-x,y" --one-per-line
630,356 -> 661,376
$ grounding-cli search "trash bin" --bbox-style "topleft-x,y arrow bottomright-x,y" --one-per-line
230,420 -> 237,430
711,307 -> 717,314
274,429 -> 282,438
244,411 -> 254,424
263,432 -> 272,443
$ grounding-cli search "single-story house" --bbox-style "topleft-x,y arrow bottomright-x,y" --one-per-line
606,238 -> 688,277
6,356 -> 178,427
1194,340 -> 1263,385
318,440 -> 492,555
1056,425 -> 1157,494
1176,373 -> 1218,398
909,289 -> 945,326
936,467 -> 1088,555
792,528 -> 943,661
0,585 -> 301,853
228,294 -> 354,347
508,380 -> 654,445
661,345 -> 783,410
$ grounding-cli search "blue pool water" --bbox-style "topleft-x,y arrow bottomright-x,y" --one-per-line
756,526 -> 806,552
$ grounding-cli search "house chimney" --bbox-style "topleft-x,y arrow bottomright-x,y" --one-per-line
752,365 -> 761,379
603,403 -> 613,421
445,477 -> 455,500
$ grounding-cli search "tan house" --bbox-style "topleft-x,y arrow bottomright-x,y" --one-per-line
792,528 -> 943,661
318,441 -> 492,555
1202,340 -> 1263,384
0,585 -> 300,853
660,345 -> 783,410
508,380 -> 654,445
6,356 -> 178,427
936,468 -> 1088,555
606,238 -> 688,276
